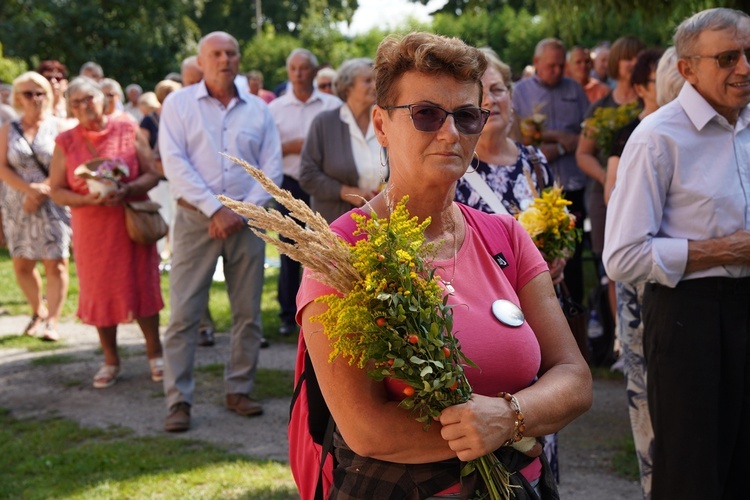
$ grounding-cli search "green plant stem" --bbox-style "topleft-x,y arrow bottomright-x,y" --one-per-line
474,453 -> 514,500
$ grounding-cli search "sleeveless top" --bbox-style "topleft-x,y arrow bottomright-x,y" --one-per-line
0,117 -> 71,259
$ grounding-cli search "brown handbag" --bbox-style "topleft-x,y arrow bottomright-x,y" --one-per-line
124,200 -> 168,245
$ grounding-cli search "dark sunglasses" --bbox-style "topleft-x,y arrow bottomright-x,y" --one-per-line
384,103 -> 490,135
43,73 -> 64,82
318,82 -> 332,89
688,48 -> 750,69
21,91 -> 46,99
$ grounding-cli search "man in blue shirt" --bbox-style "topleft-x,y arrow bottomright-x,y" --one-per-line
513,38 -> 590,304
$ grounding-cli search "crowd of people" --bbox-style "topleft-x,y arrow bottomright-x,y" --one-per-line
1,7 -> 749,498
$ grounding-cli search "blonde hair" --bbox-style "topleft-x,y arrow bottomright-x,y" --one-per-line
11,72 -> 54,115
479,47 -> 512,93
655,47 -> 684,107
138,91 -> 160,112
155,80 -> 182,104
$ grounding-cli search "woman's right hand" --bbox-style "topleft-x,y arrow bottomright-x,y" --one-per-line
82,192 -> 104,205
22,182 -> 51,213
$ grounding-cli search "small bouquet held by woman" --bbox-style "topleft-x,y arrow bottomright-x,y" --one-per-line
73,157 -> 130,196
219,154 -> 534,500
581,101 -> 641,157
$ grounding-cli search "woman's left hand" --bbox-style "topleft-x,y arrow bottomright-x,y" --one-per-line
548,257 -> 566,285
439,395 -> 516,462
101,183 -> 129,207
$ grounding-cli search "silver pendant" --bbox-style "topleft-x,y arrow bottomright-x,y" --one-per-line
491,299 -> 525,327
444,283 -> 455,294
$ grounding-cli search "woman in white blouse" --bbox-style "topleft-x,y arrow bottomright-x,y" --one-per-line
299,58 -> 382,223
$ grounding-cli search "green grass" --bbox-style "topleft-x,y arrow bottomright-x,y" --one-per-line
30,354 -> 79,366
610,434 -> 641,481
0,244 -> 296,347
0,408 -> 297,499
0,334 -> 67,352
196,365 -> 294,400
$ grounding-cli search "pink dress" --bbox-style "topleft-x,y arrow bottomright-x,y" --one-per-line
56,119 -> 163,326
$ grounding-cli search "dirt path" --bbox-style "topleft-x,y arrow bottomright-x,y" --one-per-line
0,315 -> 641,499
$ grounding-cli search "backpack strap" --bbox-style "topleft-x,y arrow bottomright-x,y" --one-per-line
315,416 -> 336,500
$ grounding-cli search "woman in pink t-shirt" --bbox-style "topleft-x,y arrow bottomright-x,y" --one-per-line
296,32 -> 592,499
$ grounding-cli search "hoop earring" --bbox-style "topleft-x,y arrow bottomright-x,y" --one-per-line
465,151 -> 479,174
379,146 -> 389,168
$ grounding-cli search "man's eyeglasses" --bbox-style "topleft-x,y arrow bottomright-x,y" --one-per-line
21,91 -> 46,99
318,82 -> 332,90
383,103 -> 490,135
69,95 -> 95,108
687,48 -> 750,69
104,93 -> 117,99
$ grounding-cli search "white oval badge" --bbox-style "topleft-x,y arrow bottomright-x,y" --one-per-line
491,299 -> 525,327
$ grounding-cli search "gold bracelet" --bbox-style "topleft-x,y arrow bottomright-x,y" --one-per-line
498,391 -> 525,447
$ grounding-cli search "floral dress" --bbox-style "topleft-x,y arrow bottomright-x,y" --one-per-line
455,142 -> 553,215
0,117 -> 71,260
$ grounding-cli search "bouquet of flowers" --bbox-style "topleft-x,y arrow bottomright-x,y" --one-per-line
73,158 -> 130,196
518,106 -> 546,147
218,154 -> 533,500
516,183 -> 581,261
581,101 -> 641,155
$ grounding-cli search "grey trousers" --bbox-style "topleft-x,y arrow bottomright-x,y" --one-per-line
163,205 -> 265,408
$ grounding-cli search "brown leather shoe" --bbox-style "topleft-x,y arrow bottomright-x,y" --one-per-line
197,327 -> 215,347
226,393 -> 263,417
164,402 -> 191,432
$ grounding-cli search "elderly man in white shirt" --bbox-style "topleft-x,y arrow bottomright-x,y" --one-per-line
159,31 -> 282,433
604,8 -> 750,499
268,48 -> 341,337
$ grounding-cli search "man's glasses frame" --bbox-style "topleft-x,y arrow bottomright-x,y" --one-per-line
383,103 -> 490,135
687,48 -> 750,69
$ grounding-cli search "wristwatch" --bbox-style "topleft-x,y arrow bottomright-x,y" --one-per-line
556,142 -> 566,157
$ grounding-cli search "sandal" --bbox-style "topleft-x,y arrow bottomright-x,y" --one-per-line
93,364 -> 120,389
42,323 -> 59,342
149,357 -> 164,382
23,313 -> 46,337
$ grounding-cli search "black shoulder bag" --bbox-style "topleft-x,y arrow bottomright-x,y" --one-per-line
11,121 -> 49,177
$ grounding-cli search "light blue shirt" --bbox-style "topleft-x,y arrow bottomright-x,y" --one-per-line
159,81 -> 283,217
604,82 -> 750,287
512,76 -> 590,191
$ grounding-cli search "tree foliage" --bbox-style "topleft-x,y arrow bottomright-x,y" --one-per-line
0,0 -> 200,89
192,0 -> 358,48
1,0 -> 739,92
0,43 -> 27,84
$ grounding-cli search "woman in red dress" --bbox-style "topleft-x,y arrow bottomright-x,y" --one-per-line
50,76 -> 164,389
